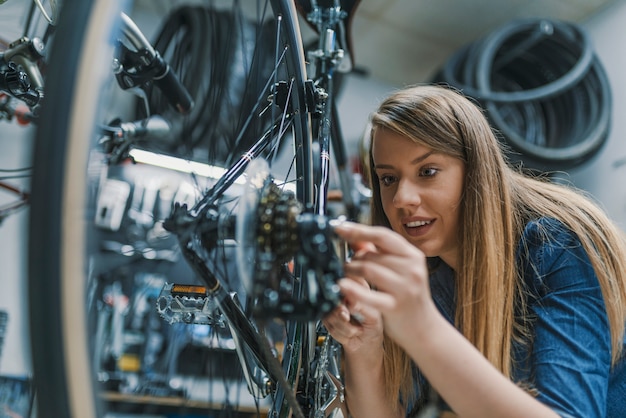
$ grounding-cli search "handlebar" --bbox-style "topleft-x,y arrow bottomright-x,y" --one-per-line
117,13 -> 194,114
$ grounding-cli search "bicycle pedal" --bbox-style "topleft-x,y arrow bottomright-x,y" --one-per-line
156,283 -> 223,326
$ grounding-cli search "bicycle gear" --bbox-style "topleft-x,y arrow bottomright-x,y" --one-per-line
236,159 -> 342,320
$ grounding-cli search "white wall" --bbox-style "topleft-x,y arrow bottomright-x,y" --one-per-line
567,0 -> 626,228
0,123 -> 33,376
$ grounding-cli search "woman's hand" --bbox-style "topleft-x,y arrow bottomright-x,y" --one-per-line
332,221 -> 440,348
332,222 -> 561,418
323,240 -> 385,355
322,238 -> 394,417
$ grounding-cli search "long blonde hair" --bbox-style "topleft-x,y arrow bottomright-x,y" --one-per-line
366,84 -> 626,411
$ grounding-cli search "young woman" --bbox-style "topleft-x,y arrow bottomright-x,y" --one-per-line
324,85 -> 626,417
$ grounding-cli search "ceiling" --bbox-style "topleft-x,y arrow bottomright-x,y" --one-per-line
343,0 -> 619,86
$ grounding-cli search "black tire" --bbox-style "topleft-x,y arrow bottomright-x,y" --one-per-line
29,1 -> 316,417
435,18 -> 611,171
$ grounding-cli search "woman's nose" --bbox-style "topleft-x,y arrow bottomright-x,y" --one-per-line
392,179 -> 421,208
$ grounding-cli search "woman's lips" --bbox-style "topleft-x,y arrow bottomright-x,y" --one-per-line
403,219 -> 434,237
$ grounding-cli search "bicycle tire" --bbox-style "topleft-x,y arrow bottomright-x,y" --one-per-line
28,1 -> 320,417
436,18 -> 611,170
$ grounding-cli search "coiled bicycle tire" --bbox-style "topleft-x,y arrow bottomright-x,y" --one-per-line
436,18 -> 611,170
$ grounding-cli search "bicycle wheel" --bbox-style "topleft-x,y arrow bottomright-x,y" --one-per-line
28,1 -> 341,417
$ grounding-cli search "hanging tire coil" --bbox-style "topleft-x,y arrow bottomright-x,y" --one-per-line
436,18 -> 612,170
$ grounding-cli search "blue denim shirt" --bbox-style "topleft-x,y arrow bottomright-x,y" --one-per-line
426,217 -> 626,417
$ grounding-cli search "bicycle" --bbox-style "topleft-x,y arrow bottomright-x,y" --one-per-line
28,1 -> 366,417
0,0 -> 56,224
1,0 -> 54,118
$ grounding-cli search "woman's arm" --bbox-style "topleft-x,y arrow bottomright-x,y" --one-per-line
513,218 -> 614,417
344,339 -> 404,418
324,302 -> 404,417
335,222 -> 562,418
339,277 -> 560,418
401,307 -> 559,418
323,235 -> 405,418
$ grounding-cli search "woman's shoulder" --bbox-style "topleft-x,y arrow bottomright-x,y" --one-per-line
517,217 -> 596,294
520,217 -> 576,245
518,217 -> 585,261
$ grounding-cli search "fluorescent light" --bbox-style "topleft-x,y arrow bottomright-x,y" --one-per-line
128,148 -> 246,184
128,148 -> 296,193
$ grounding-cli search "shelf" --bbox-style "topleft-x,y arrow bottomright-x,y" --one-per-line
101,389 -> 269,417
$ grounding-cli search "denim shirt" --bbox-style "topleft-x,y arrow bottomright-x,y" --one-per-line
426,217 -> 626,418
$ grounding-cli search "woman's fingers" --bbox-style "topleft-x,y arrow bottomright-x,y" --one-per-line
330,222 -> 435,343
349,239 -> 377,255
336,222 -> 429,296
322,306 -> 354,338
343,258 -> 401,293
323,290 -> 384,353
345,254 -> 429,299
334,221 -> 414,256
339,278 -> 397,312
337,280 -> 382,322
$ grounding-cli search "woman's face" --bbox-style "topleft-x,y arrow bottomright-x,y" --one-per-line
372,128 -> 465,269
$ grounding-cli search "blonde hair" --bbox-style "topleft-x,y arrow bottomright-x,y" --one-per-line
367,84 -> 626,412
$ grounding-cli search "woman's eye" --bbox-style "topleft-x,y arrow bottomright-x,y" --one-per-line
379,174 -> 396,187
420,167 -> 438,177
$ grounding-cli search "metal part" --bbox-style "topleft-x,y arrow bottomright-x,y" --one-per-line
0,61 -> 41,108
33,0 -> 60,25
4,36 -> 46,90
239,178 -> 342,319
156,283 -> 222,325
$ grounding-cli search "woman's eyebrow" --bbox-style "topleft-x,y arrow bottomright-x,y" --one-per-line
410,150 -> 435,165
374,151 -> 435,170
